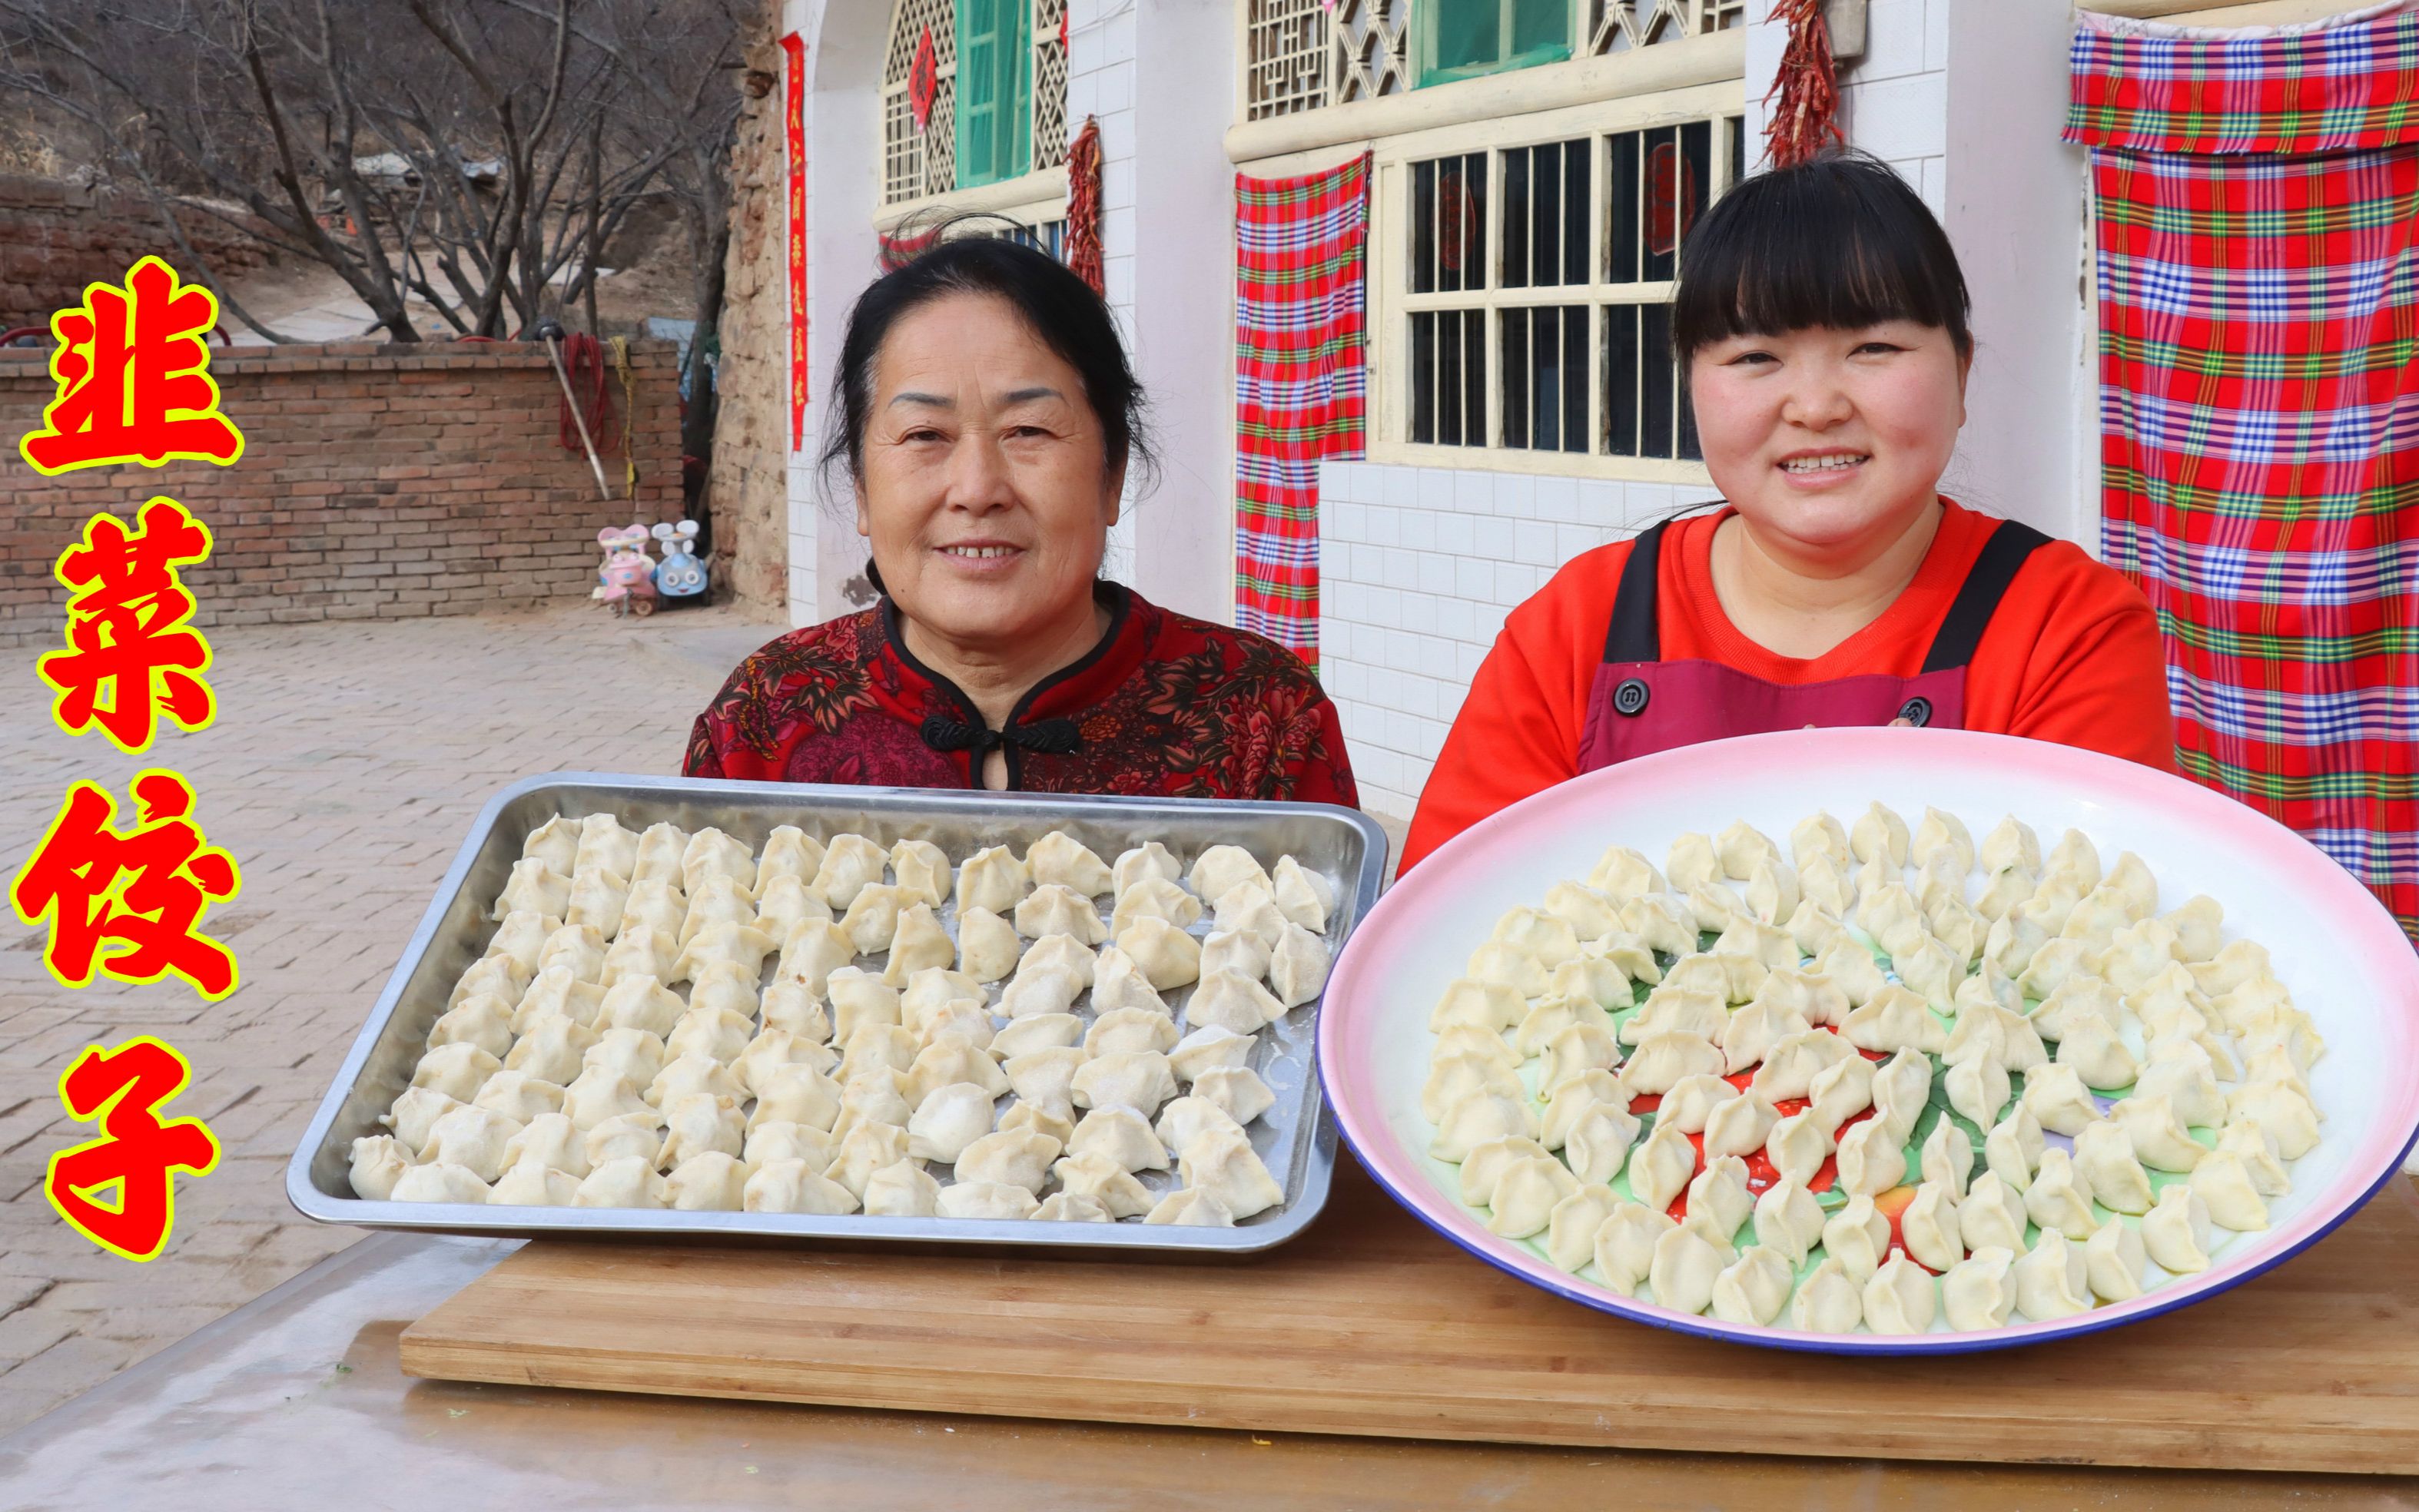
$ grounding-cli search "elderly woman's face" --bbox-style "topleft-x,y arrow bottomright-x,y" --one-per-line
857,292 -> 1121,652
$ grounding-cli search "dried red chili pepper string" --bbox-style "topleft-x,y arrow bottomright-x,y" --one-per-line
1763,0 -> 1845,169
1065,114 -> 1105,297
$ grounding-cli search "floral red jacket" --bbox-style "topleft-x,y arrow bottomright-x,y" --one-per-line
683,584 -> 1359,804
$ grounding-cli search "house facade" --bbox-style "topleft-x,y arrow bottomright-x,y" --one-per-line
770,0 -> 2366,823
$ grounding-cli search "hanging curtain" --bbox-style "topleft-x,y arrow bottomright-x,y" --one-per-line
2066,0 -> 2419,940
1233,154 -> 1372,672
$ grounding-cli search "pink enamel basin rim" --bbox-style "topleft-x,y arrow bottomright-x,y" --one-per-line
1315,727 -> 2419,1354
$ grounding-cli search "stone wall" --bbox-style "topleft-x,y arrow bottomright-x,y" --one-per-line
0,176 -> 273,330
705,22 -> 795,620
0,340 -> 684,646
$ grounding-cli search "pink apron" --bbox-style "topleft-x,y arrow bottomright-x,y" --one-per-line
1577,516 -> 2051,771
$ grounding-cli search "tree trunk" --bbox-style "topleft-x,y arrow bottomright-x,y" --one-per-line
681,215 -> 729,544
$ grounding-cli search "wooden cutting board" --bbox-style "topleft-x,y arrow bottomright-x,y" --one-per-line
400,1159 -> 2419,1475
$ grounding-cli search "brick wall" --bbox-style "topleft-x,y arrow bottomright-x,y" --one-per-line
0,175 -> 272,330
0,340 -> 683,646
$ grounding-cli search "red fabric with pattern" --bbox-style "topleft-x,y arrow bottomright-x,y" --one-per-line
684,585 -> 1360,804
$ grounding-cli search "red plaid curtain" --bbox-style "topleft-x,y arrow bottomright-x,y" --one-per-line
1233,155 -> 1372,671
2067,2 -> 2419,940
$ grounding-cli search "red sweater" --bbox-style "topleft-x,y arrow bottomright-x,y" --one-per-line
685,583 -> 1359,804
1402,502 -> 2174,870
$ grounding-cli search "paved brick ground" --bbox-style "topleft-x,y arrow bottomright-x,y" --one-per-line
0,600 -> 777,1434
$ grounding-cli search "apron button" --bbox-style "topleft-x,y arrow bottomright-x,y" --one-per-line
1613,677 -> 1651,716
1898,696 -> 1933,727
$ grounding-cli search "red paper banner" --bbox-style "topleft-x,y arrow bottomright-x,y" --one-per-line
781,32 -> 808,453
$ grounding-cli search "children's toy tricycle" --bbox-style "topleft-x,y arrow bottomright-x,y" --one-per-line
596,524 -> 658,618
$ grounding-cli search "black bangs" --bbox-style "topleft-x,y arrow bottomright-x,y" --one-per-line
1671,153 -> 1972,361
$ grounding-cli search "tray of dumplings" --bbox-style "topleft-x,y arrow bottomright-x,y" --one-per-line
1317,728 -> 2419,1351
286,773 -> 1385,1252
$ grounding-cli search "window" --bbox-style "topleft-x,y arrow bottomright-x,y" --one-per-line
1239,1 -> 1737,121
1242,0 -> 1413,121
1395,114 -> 1746,464
1419,0 -> 1572,87
882,0 -> 1069,206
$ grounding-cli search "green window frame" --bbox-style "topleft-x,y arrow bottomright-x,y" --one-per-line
1415,0 -> 1571,89
955,0 -> 1034,188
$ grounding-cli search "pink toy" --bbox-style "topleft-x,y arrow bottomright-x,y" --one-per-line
595,524 -> 658,618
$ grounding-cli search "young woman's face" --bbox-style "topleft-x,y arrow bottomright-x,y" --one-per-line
1688,320 -> 1968,559
856,292 -> 1121,652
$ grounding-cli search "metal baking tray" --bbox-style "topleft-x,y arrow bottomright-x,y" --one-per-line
286,773 -> 1385,1254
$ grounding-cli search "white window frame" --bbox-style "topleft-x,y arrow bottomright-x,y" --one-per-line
1362,79 -> 1743,483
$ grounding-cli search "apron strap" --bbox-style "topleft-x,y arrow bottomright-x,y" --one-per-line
1920,518 -> 2052,674
1600,519 -> 1670,663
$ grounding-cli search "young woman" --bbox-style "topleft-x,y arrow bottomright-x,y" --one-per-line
1401,154 -> 2169,870
685,234 -> 1356,803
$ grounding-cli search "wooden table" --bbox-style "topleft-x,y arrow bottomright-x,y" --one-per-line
11,1199 -> 2419,1507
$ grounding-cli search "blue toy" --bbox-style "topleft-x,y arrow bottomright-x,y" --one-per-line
652,519 -> 707,599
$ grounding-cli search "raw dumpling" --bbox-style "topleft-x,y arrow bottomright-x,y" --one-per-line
1919,1117 -> 1973,1199
1214,884 -> 1292,951
499,1112 -> 589,1179
1110,877 -> 1206,936
743,1159 -> 859,1215
955,1126 -> 1063,1195
753,874 -> 832,939
625,822 -> 685,888
743,1122 -> 837,1170
1268,924 -> 1336,1009
2085,1215 -> 2149,1302
420,1105 -> 523,1183
812,834 -> 888,910
838,883 -> 911,957
1764,1110 -> 1833,1185
561,1066 -> 651,1130
991,1013 -> 1084,1059
646,1052 -> 748,1109
882,904 -> 956,986
2072,1119 -> 2155,1214
665,1006 -> 755,1066
1753,1175 -> 1826,1266
1071,1050 -> 1179,1116
1686,1156 -> 1754,1240
2021,1147 -> 2098,1240
1199,927 -> 1273,983
1863,1255 -> 1937,1335
1116,917 -> 1202,992
672,921 -> 778,986
752,1063 -> 843,1132
391,1162 -> 493,1205
759,980 -> 831,1041
449,955 -> 529,1013
1821,1194 -> 1890,1284
1621,1031 -> 1727,1099
665,1152 -> 750,1212
521,814 -> 582,874
688,960 -> 762,1023
888,838 -> 953,908
1187,970 -> 1287,1035
1900,1181 -> 1965,1273
1271,857 -> 1336,933
1591,1202 -> 1675,1295
1627,1119 -> 1698,1212
2189,1150 -> 2271,1232
1002,1046 -> 1087,1120
1648,1215 -> 1736,1315
587,1109 -> 666,1169
1747,1027 -> 1853,1102
905,1038 -> 1011,1106
1943,1246 -> 2017,1331
2019,1063 -> 2102,1138
907,1081 -> 1001,1162
1113,841 -> 1183,894
1189,845 -> 1272,904
826,967 -> 904,1040
472,1069 -> 566,1126
955,906 -> 1023,983
1070,1106 -> 1170,1173
827,1121 -> 913,1197
678,874 -> 758,948
1191,1065 -> 1277,1126
1051,1149 -> 1156,1219
572,1156 -> 669,1209
863,1159 -> 944,1218
494,857 -> 572,923
1027,831 -> 1114,897
491,1159 -> 582,1207
1143,1188 -> 1234,1227
1850,802 -> 1910,867
1711,1245 -> 1795,1327
1791,1257 -> 1863,1333
1804,1054 -> 1873,1134
680,827 -> 758,896
2012,1230 -> 2092,1320
349,1134 -> 417,1200
658,1093 -> 745,1166
757,826 -> 825,887
412,1043 -> 503,1105
1087,1006 -> 1182,1058
1959,1170 -> 2029,1254
937,1182 -> 1041,1221
428,995 -> 516,1060
1834,1117 -> 1907,1198
1014,884 -> 1107,945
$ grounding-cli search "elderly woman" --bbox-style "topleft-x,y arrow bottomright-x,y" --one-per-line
685,237 -> 1357,802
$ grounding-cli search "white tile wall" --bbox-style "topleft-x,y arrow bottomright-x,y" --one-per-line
1316,459 -> 1687,819
1842,0 -> 1948,214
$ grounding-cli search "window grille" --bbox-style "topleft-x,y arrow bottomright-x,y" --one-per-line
1588,0 -> 1745,55
883,0 -> 1067,205
1246,0 -> 1331,120
1332,0 -> 1412,104
1034,0 -> 1070,170
1396,114 -> 1745,463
